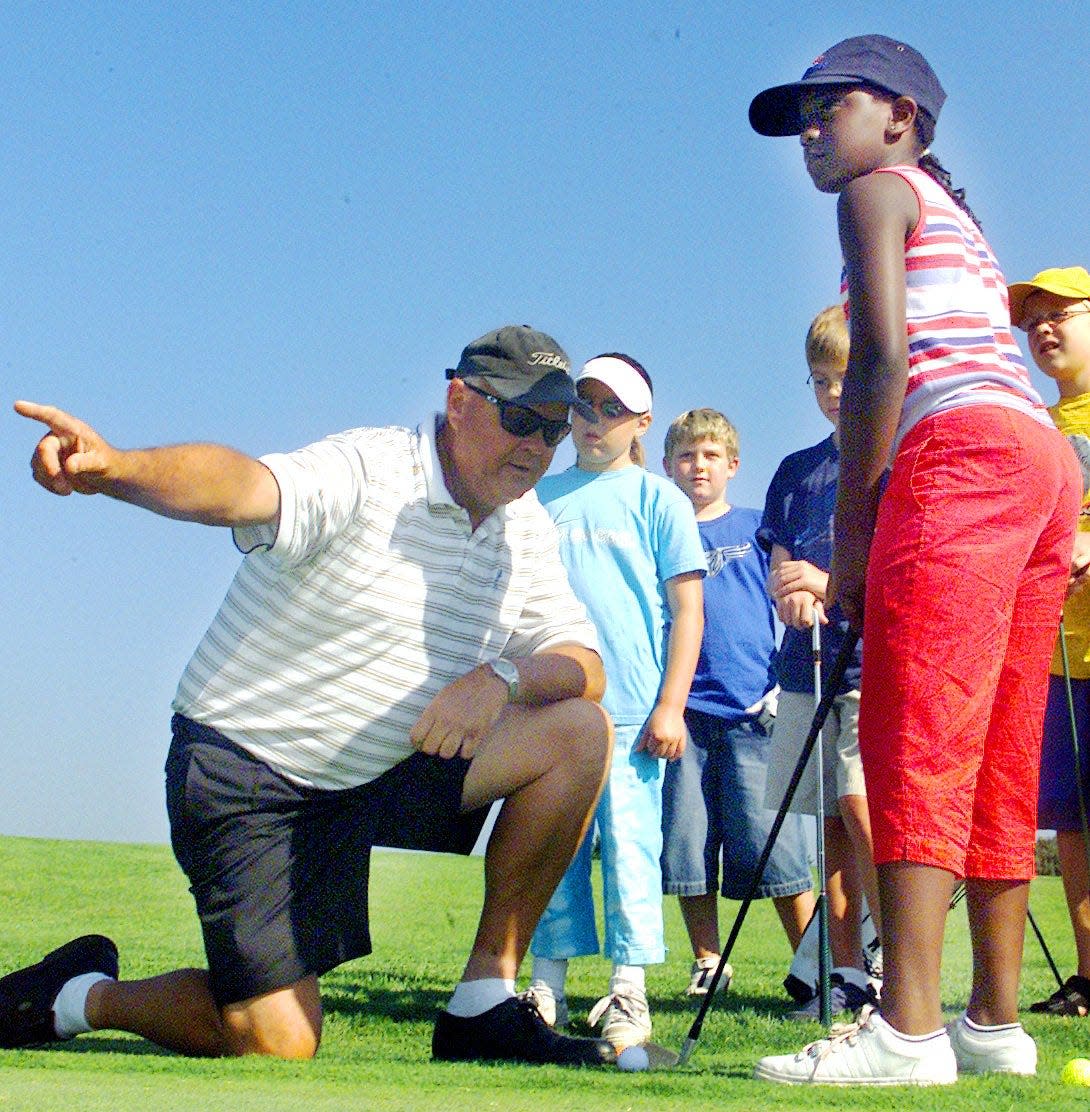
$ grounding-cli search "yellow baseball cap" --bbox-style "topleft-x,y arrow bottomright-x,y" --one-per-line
1008,266 -> 1090,328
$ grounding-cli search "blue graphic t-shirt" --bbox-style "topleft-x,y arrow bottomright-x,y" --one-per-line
757,435 -> 863,694
536,466 -> 706,725
686,506 -> 778,721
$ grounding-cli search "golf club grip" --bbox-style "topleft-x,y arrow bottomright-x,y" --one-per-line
682,628 -> 861,1049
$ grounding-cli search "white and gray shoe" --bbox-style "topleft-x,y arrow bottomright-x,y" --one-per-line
587,980 -> 652,1048
788,967 -> 879,1021
516,980 -> 568,1029
686,956 -> 733,997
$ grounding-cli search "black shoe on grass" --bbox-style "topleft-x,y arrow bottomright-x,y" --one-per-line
432,995 -> 616,1065
1029,973 -> 1090,1016
0,935 -> 119,1047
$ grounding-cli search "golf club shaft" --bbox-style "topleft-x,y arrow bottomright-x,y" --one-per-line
678,629 -> 860,1063
1027,904 -> 1064,989
812,608 -> 832,1024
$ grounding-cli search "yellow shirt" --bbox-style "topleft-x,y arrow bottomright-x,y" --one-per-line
1051,393 -> 1090,678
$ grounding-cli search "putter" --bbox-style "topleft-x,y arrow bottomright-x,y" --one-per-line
811,606 -> 832,1024
639,1040 -> 680,1068
676,630 -> 860,1066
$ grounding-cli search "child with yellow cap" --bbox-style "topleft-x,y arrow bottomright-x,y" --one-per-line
1008,265 -> 1090,1017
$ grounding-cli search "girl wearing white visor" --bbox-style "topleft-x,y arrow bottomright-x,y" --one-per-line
524,354 -> 706,1049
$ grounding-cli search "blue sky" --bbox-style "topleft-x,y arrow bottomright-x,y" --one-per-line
5,2 -> 1088,843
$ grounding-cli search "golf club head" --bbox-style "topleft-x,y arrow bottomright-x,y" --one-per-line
642,1039 -> 681,1068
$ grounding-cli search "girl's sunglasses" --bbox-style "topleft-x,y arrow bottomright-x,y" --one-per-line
463,382 -> 571,447
577,395 -> 632,419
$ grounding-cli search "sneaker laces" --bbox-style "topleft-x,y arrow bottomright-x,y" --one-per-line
587,985 -> 647,1028
804,1005 -> 877,1064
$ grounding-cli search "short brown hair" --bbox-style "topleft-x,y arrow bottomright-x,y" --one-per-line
805,305 -> 850,371
664,408 -> 739,462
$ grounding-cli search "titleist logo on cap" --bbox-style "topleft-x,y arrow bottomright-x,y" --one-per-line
528,351 -> 570,372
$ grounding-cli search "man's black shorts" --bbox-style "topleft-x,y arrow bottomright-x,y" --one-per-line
165,714 -> 490,1006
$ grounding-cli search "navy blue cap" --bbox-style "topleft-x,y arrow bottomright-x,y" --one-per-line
749,34 -> 946,137
446,325 -> 595,421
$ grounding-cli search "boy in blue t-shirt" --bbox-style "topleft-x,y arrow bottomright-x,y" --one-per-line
759,305 -> 880,1017
660,408 -> 814,997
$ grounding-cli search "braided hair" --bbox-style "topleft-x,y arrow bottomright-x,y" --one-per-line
914,109 -> 982,232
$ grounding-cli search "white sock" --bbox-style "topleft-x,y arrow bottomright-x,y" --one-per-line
530,957 -> 568,998
52,972 -> 111,1038
611,964 -> 645,991
962,1012 -> 1020,1033
446,977 -> 515,1018
878,1013 -> 947,1043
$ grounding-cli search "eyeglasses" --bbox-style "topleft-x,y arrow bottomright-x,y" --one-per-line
576,394 -> 633,420
1020,305 -> 1090,332
463,381 -> 571,447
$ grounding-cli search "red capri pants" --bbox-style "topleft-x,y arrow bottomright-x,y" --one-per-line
859,405 -> 1080,879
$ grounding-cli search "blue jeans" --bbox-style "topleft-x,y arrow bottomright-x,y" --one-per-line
661,709 -> 812,900
531,721 -> 666,965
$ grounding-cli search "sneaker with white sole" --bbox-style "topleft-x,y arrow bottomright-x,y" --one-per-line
754,1006 -> 958,1086
686,956 -> 733,997
946,1013 -> 1036,1076
788,968 -> 879,1021
587,981 -> 651,1048
517,980 -> 569,1029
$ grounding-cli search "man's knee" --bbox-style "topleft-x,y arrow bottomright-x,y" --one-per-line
221,979 -> 322,1059
553,698 -> 613,781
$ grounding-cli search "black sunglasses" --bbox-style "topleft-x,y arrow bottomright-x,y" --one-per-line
462,381 -> 571,447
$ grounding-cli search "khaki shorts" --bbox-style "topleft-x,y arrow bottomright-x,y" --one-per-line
763,689 -> 864,818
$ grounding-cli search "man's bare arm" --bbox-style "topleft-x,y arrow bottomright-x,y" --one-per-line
15,400 -> 280,527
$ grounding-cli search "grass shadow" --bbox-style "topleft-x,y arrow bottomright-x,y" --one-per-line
30,1034 -> 182,1057
321,982 -> 448,1022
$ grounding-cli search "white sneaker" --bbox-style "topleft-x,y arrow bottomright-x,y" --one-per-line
754,1006 -> 958,1086
686,956 -> 733,997
946,1013 -> 1036,1076
788,968 -> 879,1021
517,980 -> 568,1029
587,981 -> 651,1048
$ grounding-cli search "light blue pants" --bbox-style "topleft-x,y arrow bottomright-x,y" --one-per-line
530,721 -> 665,964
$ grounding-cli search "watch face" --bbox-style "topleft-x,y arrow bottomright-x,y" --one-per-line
490,658 -> 519,694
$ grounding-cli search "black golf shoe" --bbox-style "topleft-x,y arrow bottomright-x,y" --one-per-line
432,995 -> 616,1066
0,934 -> 119,1047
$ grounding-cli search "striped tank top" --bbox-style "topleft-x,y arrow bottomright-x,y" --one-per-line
842,164 -> 1050,452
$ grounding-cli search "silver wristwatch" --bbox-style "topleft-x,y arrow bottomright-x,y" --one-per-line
487,658 -> 520,702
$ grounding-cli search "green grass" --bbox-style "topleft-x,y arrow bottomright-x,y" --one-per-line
0,835 -> 1088,1109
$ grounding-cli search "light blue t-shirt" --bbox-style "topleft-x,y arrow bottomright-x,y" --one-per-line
536,465 -> 706,725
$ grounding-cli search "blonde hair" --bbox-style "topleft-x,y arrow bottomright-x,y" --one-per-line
664,408 -> 739,462
805,305 -> 850,371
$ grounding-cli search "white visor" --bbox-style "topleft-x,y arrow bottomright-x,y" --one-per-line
576,356 -> 652,414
